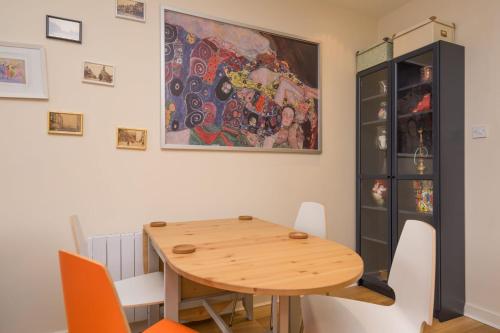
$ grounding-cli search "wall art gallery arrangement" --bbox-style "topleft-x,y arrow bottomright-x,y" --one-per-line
2,4 -> 323,154
161,8 -> 321,153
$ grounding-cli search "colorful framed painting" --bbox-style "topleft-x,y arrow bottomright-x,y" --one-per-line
82,61 -> 115,86
160,7 -> 321,153
116,128 -> 147,150
0,42 -> 48,99
48,111 -> 83,136
116,0 -> 146,22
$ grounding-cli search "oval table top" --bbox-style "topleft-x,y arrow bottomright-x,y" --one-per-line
144,218 -> 364,296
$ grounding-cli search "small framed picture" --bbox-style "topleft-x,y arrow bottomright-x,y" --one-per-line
48,111 -> 83,136
116,0 -> 146,22
116,128 -> 147,150
46,15 -> 82,43
82,61 -> 114,86
0,42 -> 48,99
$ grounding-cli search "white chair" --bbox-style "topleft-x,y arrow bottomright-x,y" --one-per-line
69,215 -> 165,308
301,219 -> 436,333
294,202 -> 327,238
270,202 -> 327,331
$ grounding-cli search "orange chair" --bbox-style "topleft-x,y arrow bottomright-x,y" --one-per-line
59,250 -> 197,333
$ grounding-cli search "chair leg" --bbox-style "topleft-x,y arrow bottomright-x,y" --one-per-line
299,319 -> 304,333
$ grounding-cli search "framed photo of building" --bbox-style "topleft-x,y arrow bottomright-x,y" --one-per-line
46,15 -> 82,43
116,128 -> 147,150
0,42 -> 48,99
116,0 -> 146,22
48,111 -> 83,136
82,61 -> 114,86
160,6 -> 321,153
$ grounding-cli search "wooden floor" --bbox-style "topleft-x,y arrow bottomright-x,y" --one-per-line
184,287 -> 498,333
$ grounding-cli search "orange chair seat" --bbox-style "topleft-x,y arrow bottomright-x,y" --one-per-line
145,319 -> 197,333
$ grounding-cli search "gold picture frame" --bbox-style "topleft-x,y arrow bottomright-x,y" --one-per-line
48,111 -> 83,136
116,127 -> 147,150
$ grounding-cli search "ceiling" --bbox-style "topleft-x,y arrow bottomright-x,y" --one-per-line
328,0 -> 412,17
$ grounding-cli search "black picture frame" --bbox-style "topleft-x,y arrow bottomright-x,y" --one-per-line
46,15 -> 82,44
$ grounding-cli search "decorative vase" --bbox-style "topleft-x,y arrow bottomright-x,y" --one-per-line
420,66 -> 433,82
377,101 -> 387,120
375,126 -> 387,151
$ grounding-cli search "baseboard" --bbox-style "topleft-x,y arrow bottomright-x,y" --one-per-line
465,303 -> 500,329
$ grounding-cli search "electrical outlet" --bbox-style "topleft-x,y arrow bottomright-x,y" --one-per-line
472,126 -> 488,139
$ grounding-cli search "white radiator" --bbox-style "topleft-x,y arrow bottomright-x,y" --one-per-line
87,232 -> 148,323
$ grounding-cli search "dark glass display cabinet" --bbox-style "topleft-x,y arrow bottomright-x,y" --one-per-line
356,41 -> 465,321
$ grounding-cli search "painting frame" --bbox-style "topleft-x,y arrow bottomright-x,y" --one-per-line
115,0 -> 146,23
47,111 -> 83,136
82,61 -> 115,86
160,6 -> 322,154
116,127 -> 148,150
0,41 -> 48,99
46,15 -> 83,44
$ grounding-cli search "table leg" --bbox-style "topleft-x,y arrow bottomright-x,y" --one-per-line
147,235 -> 160,325
243,294 -> 254,320
164,261 -> 180,322
271,296 -> 279,333
289,296 -> 302,333
278,296 -> 290,333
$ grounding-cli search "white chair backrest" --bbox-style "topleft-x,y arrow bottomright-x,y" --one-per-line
388,220 -> 436,326
69,215 -> 89,257
294,202 -> 326,238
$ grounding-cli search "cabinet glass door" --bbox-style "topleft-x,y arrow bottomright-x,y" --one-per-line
395,51 -> 434,176
360,68 -> 390,176
360,179 -> 390,283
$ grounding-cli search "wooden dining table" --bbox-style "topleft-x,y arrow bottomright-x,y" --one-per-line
143,217 -> 363,333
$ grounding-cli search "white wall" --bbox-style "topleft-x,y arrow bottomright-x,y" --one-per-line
0,0 -> 377,332
378,0 -> 500,328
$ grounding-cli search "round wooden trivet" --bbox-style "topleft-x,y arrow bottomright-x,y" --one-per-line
173,244 -> 196,254
150,221 -> 167,227
238,215 -> 253,220
289,231 -> 309,239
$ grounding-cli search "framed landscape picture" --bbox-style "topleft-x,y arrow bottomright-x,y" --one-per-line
82,61 -> 114,86
0,42 -> 48,99
48,111 -> 83,136
160,7 -> 321,153
116,0 -> 146,22
46,15 -> 82,43
116,128 -> 147,150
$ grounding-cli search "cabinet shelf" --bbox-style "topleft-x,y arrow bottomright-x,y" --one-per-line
361,119 -> 386,126
398,209 -> 433,217
398,81 -> 432,92
361,205 -> 387,212
397,110 -> 433,119
361,236 -> 388,245
361,93 -> 387,102
397,153 -> 433,159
